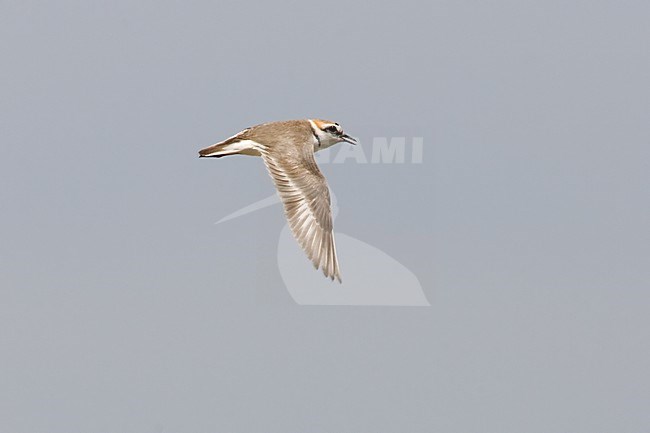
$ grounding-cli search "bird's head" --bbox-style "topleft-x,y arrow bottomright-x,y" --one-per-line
309,119 -> 358,148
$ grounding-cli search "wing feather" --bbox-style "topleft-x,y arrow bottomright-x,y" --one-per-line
259,145 -> 341,282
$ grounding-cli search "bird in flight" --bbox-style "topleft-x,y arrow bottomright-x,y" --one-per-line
198,119 -> 358,282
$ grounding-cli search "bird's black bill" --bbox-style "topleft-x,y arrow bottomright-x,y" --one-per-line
341,133 -> 358,145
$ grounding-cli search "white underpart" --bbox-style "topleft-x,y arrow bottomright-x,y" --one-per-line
202,139 -> 262,156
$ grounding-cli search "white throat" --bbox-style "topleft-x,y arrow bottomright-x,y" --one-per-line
308,119 -> 338,151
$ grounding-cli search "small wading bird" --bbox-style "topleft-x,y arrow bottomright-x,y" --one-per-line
198,119 -> 358,282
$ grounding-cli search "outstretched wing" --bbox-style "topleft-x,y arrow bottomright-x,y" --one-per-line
259,145 -> 341,282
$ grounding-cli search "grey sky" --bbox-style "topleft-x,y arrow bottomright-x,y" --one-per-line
1,1 -> 649,432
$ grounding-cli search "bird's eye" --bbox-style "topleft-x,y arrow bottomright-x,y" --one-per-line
325,125 -> 339,134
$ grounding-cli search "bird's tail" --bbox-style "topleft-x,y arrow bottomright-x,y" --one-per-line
198,137 -> 260,158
